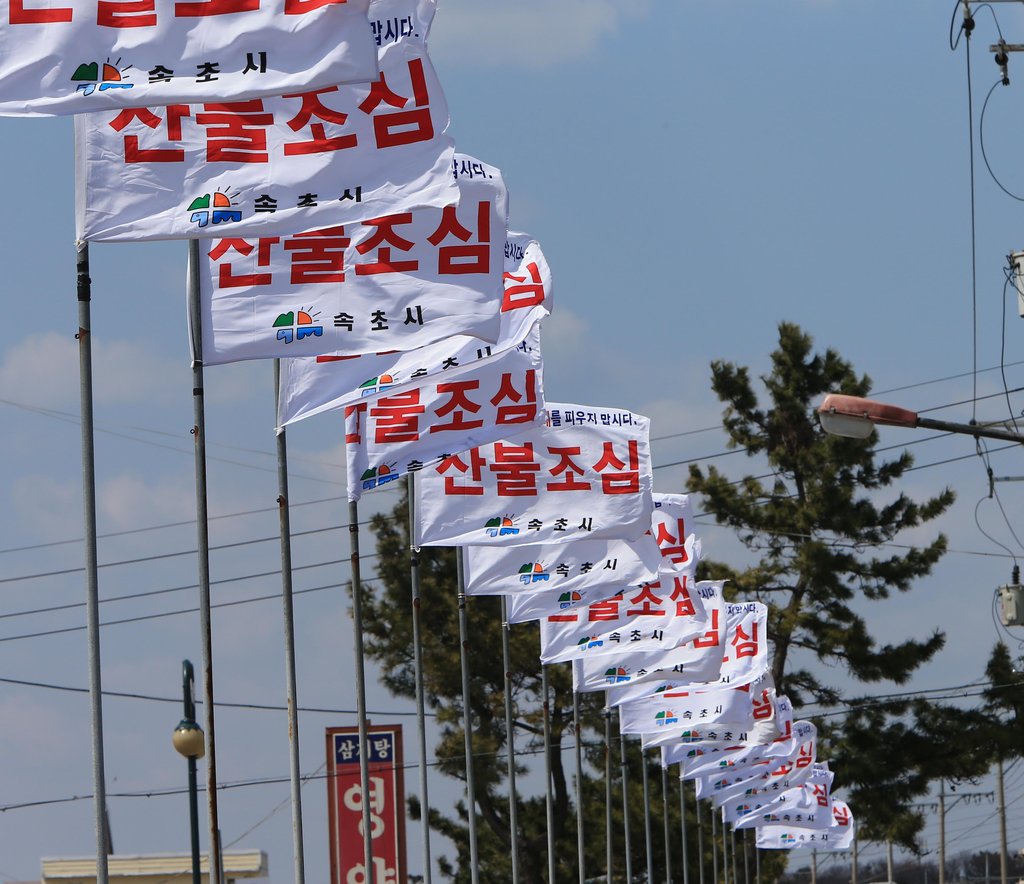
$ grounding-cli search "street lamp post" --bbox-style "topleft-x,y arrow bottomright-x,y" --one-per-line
817,393 -> 1024,445
172,659 -> 206,884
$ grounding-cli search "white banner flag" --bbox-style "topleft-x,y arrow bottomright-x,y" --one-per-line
465,532 -> 661,598
650,493 -> 696,570
413,402 -> 654,548
755,800 -> 854,850
573,582 -> 726,694
655,718 -> 781,759
580,597 -> 766,698
694,724 -> 816,804
76,0 -> 457,241
539,573 -> 708,666
507,539 -> 698,625
193,157 -> 507,363
733,766 -> 834,830
671,703 -> 801,775
626,673 -> 774,741
622,680 -> 771,738
277,230 -> 551,424
0,0 -> 377,116
504,492 -> 700,625
344,323 -> 545,501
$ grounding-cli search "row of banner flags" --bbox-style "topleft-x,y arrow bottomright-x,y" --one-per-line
4,0 -> 857,872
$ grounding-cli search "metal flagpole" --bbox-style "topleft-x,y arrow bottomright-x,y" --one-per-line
406,476 -> 433,884
662,763 -> 673,884
76,241 -> 110,884
620,730 -> 634,884
679,768 -> 690,884
186,240 -> 223,884
810,849 -> 817,884
721,814 -> 729,884
641,748 -> 654,884
695,792 -> 706,884
273,363 -> 305,884
500,596 -> 520,884
604,698 -> 614,882
573,690 -> 586,884
742,826 -> 750,884
851,831 -> 857,884
541,665 -> 557,884
455,549 -> 480,884
731,825 -> 738,884
755,841 -> 760,884
711,805 -> 719,884
347,498 -> 376,883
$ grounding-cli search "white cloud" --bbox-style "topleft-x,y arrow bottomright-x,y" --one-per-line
99,473 -> 195,531
0,331 -> 182,409
430,0 -> 651,70
10,474 -> 82,539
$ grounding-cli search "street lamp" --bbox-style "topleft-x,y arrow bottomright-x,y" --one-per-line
817,393 -> 1024,445
172,659 -> 205,884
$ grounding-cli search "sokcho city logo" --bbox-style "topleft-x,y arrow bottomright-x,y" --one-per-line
557,591 -> 582,609
361,463 -> 399,491
273,309 -> 323,344
516,563 -> 549,585
187,188 -> 242,228
359,374 -> 398,397
576,635 -> 604,651
72,59 -> 134,96
484,516 -> 519,538
604,666 -> 630,684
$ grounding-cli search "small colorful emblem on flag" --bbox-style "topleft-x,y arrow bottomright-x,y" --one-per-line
361,463 -> 399,491
604,666 -> 630,684
557,591 -> 582,609
188,189 -> 242,228
485,516 -> 519,538
518,563 -> 549,585
359,374 -> 397,397
273,309 -> 324,344
72,59 -> 133,96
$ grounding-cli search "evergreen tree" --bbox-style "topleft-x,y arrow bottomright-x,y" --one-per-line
981,640 -> 1024,758
686,321 -> 985,847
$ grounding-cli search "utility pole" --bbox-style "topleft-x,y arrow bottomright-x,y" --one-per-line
927,785 -> 994,884
939,782 -> 946,884
997,759 -> 1008,884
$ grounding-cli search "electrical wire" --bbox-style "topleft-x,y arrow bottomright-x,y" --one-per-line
966,18 -> 980,423
979,78 -> 1024,201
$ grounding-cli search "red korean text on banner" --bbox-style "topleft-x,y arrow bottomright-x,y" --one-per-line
193,156 -> 507,364
1,0 -> 378,115
75,0 -> 457,240
343,322 -> 545,501
277,229 -> 552,426
413,402 -> 654,548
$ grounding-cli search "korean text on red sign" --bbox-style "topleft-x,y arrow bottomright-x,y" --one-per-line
326,724 -> 406,884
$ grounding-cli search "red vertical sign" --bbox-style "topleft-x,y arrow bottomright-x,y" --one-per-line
326,724 -> 407,884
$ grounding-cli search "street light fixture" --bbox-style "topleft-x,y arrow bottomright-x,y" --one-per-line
172,659 -> 205,884
817,393 -> 1024,445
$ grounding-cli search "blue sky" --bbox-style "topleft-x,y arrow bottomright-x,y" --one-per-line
1,0 -> 1024,879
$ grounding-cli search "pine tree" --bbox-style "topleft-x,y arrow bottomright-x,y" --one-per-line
686,321 -> 985,847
